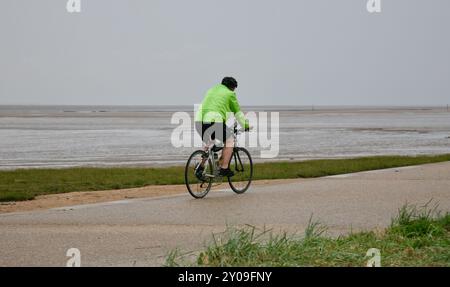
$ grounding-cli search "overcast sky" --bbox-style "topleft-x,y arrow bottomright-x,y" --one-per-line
0,0 -> 449,106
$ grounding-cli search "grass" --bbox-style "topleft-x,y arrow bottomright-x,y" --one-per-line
165,202 -> 450,267
1,154 -> 450,202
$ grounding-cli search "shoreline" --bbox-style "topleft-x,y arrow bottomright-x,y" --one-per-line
1,105 -> 449,118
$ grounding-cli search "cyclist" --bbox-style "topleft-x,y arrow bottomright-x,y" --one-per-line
195,77 -> 250,178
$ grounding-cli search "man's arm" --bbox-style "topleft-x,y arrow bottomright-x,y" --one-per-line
229,93 -> 249,129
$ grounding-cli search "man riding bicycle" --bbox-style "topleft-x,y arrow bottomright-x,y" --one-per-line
195,77 -> 250,178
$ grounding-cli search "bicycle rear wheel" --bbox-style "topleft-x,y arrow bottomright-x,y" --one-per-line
228,147 -> 253,194
185,150 -> 213,198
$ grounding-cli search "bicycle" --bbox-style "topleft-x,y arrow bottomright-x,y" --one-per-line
184,121 -> 253,199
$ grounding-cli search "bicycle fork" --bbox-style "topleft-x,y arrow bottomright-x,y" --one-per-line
232,149 -> 244,172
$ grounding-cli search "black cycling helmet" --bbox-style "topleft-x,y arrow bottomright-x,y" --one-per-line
221,77 -> 238,91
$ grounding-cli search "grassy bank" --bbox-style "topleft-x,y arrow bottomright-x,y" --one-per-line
166,203 -> 450,267
1,154 -> 450,202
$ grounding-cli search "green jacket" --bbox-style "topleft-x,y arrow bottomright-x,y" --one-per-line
195,84 -> 249,129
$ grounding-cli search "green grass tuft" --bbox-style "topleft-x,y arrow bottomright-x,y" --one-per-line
166,203 -> 450,267
389,201 -> 446,238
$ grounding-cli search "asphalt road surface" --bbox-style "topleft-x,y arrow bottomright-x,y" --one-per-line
1,162 -> 449,266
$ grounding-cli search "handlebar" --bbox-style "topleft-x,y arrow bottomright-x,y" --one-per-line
233,120 -> 252,134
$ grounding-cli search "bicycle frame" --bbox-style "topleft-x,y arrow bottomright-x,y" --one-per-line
199,121 -> 244,179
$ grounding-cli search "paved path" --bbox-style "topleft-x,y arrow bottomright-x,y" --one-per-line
1,162 -> 449,266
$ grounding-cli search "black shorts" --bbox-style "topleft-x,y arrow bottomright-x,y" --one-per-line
195,122 -> 233,144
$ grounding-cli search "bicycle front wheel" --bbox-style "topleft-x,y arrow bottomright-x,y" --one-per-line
228,147 -> 253,194
185,150 -> 213,199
